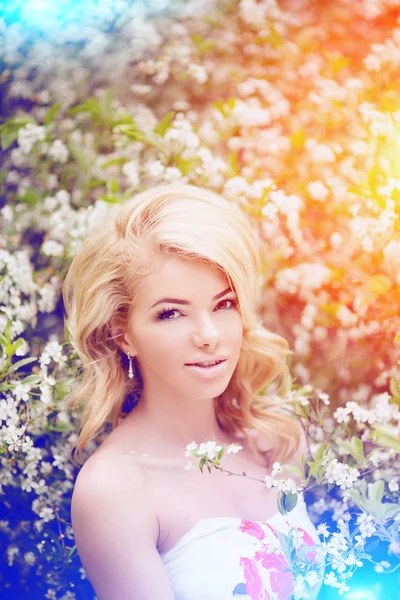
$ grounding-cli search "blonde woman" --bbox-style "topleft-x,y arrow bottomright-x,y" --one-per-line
63,184 -> 324,599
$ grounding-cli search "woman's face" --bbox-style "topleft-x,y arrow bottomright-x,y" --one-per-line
121,256 -> 243,401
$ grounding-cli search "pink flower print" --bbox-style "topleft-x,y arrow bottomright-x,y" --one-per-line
298,527 -> 315,547
255,549 -> 294,600
238,557 -> 271,600
238,520 -> 265,541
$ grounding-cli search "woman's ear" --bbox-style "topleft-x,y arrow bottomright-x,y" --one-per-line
110,314 -> 137,357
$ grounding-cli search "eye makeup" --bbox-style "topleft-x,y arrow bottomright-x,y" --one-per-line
155,295 -> 238,321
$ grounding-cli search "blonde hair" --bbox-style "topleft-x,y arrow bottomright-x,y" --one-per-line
62,184 -> 302,465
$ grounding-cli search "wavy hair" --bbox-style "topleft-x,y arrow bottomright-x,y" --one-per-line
62,183 -> 302,465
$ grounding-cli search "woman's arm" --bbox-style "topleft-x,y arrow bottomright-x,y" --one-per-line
71,457 -> 176,600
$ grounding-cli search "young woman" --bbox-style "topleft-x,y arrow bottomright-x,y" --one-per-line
62,184 -> 324,599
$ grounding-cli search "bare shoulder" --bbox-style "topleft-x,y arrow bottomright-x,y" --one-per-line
72,442 -> 157,537
71,448 -> 175,600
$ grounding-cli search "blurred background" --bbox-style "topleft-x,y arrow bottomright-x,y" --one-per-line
0,0 -> 400,598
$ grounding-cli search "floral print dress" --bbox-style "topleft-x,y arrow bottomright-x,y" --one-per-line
160,493 -> 325,600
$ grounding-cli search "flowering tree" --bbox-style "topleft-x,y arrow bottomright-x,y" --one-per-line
0,0 -> 399,598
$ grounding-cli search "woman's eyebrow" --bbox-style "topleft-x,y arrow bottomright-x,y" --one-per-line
150,286 -> 233,309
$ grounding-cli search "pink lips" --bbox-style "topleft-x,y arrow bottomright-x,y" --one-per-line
185,360 -> 227,378
186,359 -> 226,366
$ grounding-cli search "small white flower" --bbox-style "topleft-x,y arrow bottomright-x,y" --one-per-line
308,180 -> 329,201
185,441 -> 198,457
389,479 -> 399,492
271,462 -> 283,476
227,442 -> 243,454
18,123 -> 46,154
41,240 -> 64,257
196,441 -> 222,460
264,475 -> 275,489
184,461 -> 195,470
1,205 -> 13,223
338,581 -> 350,595
333,407 -> 351,424
318,392 -> 330,405
24,551 -> 36,566
79,566 -> 87,580
324,571 -> 338,587
316,523 -> 330,537
48,139 -> 69,163
297,396 -> 310,406
305,570 -> 320,587
122,161 -> 140,187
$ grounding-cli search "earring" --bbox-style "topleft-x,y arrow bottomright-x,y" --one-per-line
127,352 -> 134,379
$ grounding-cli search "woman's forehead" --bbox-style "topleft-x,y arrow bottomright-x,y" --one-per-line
137,256 -> 229,301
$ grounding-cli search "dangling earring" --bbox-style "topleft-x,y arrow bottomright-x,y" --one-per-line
127,352 -> 134,379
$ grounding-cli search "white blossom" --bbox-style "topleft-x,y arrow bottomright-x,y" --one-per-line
17,123 -> 46,154
48,139 -> 69,163
227,442 -> 243,454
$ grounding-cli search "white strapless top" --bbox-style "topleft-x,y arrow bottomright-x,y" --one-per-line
160,493 -> 325,600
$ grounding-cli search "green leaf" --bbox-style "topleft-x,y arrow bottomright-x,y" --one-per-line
1,127 -> 20,150
106,177 -> 120,195
4,320 -> 12,344
68,98 -> 101,119
8,357 -> 37,373
314,443 -> 326,463
368,480 -> 384,503
21,374 -> 42,385
212,98 -> 237,118
154,112 -> 176,137
267,23 -> 285,48
275,530 -> 289,557
306,460 -> 323,479
101,157 -> 128,168
347,490 -> 368,511
63,322 -> 71,346
199,457 -> 206,473
389,376 -> 400,399
228,150 -> 240,175
382,503 -> 400,519
0,170 -> 7,188
99,195 -> 123,205
282,464 -> 304,478
348,185 -> 368,198
338,436 -> 364,463
67,545 -> 77,559
353,436 -> 364,459
44,103 -> 62,126
289,128 -> 306,150
192,33 -> 216,55
69,142 -> 91,172
371,426 -> 400,453
115,124 -> 163,152
16,188 -> 42,206
99,88 -> 114,123
175,156 -> 200,176
85,178 -> 106,190
367,164 -> 387,208
0,115 -> 36,149
277,490 -> 298,515
48,422 -> 74,433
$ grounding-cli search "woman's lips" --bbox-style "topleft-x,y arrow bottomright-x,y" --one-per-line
185,360 -> 227,378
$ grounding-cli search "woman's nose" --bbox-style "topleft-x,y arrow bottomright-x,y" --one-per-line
192,316 -> 221,347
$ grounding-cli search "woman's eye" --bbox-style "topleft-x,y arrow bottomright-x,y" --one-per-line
218,298 -> 237,310
156,308 -> 181,321
156,297 -> 237,321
